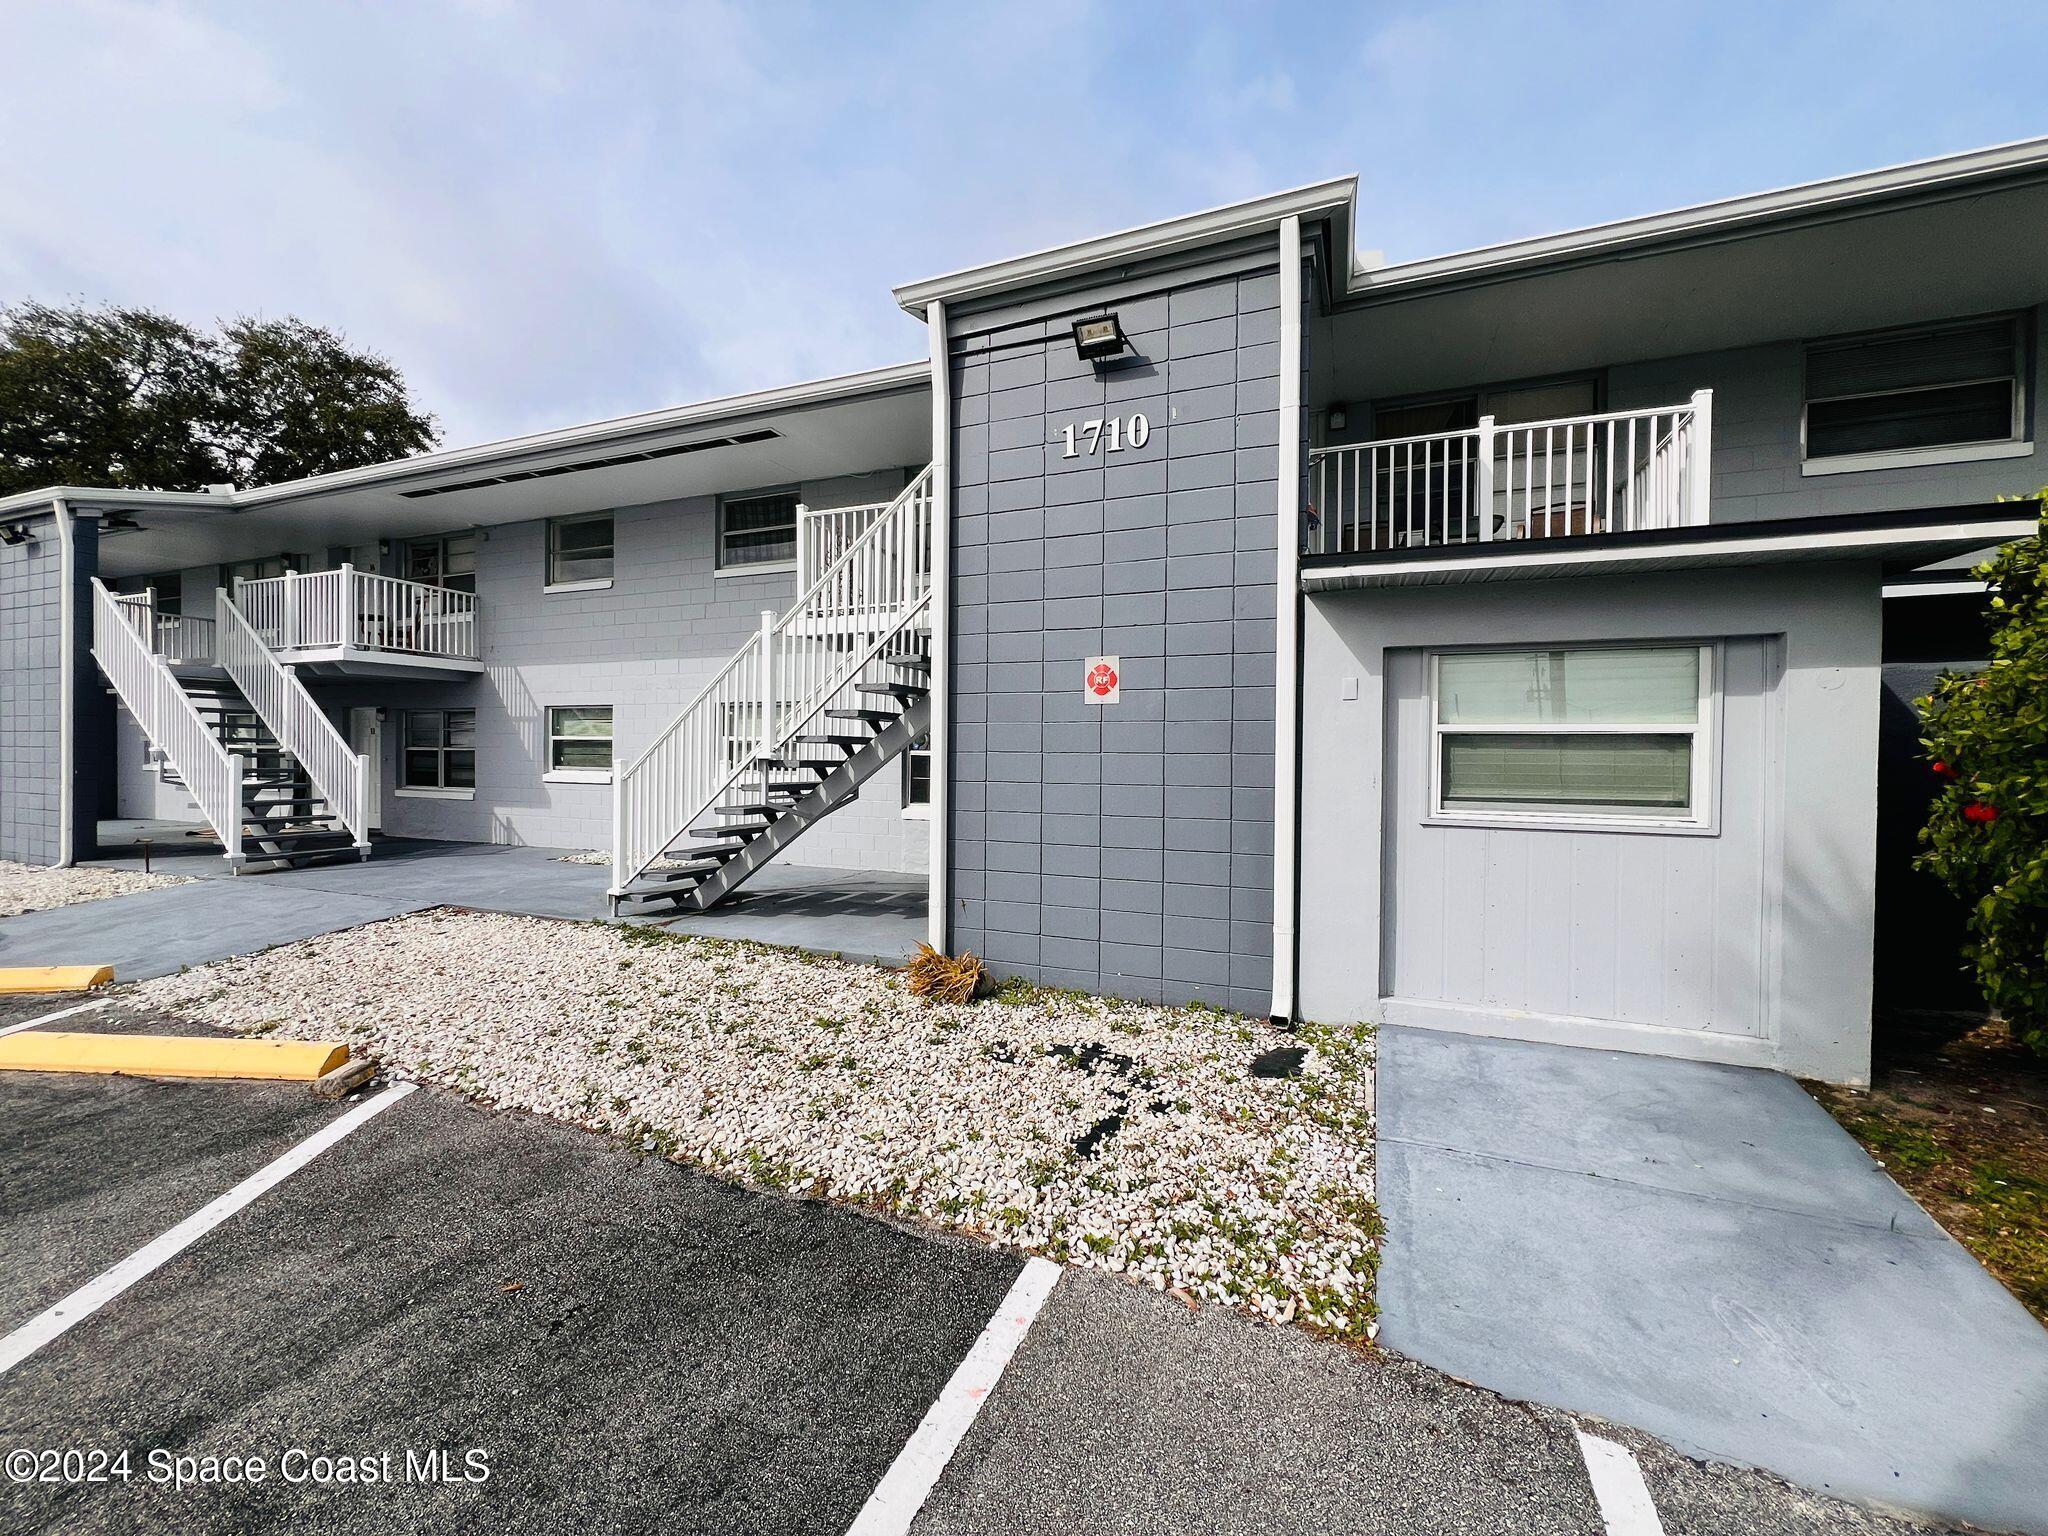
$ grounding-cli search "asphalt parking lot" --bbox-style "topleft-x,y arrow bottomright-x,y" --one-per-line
0,999 -> 1979,1536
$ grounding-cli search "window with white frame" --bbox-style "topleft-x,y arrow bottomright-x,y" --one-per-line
1803,315 -> 2026,465
716,489 -> 799,570
401,709 -> 476,791
547,706 -> 613,776
1430,645 -> 1714,828
546,512 -> 613,587
902,735 -> 931,812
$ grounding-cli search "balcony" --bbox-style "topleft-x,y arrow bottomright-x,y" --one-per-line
233,566 -> 483,678
1306,393 -> 1712,558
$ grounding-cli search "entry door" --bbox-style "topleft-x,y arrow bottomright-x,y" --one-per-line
349,708 -> 383,832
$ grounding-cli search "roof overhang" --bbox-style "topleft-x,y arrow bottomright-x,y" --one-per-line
892,178 -> 1357,315
5,362 -> 933,579
1300,505 -> 2037,593
1345,135 -> 2048,304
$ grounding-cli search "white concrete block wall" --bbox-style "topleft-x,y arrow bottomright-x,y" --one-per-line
334,470 -> 932,871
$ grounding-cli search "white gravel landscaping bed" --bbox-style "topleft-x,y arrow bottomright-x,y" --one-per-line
0,859 -> 193,918
133,908 -> 1380,1338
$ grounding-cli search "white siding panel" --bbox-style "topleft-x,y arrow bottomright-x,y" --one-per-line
1386,637 -> 1774,1041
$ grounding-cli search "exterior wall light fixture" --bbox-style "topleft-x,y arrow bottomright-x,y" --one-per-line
1071,313 -> 1131,363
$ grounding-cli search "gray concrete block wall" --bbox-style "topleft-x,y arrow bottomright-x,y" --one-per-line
947,260 -> 1282,1014
324,471 -> 929,871
1,511 -> 99,865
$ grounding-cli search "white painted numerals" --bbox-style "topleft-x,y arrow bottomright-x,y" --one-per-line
1060,413 -> 1150,459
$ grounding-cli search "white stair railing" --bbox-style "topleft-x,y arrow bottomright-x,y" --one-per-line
217,591 -> 370,853
90,579 -> 243,866
613,464 -> 935,892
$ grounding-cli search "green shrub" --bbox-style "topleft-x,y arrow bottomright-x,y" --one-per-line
1916,490 -> 2048,1055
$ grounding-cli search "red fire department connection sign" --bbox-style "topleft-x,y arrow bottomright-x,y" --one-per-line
1084,655 -> 1121,705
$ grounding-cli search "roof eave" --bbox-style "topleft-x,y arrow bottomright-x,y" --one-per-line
892,177 -> 1358,315
1347,134 -> 2048,301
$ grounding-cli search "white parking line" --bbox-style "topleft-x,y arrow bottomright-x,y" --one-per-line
0,997 -> 112,1038
1577,1429 -> 1665,1536
0,1081 -> 415,1377
844,1256 -> 1062,1536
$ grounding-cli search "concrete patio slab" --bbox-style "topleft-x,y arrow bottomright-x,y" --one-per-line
1375,1024 -> 2048,1535
2,839 -> 924,981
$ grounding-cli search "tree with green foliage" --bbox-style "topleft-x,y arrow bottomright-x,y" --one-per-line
0,301 -> 438,495
1917,489 -> 2048,1055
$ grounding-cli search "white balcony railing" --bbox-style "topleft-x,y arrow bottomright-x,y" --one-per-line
796,500 -> 890,592
235,566 -> 480,662
1307,391 -> 1712,556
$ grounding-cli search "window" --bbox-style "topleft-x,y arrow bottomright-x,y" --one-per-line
902,735 -> 931,812
717,489 -> 799,570
401,709 -> 476,792
546,512 -> 613,588
547,706 -> 613,777
1804,316 -> 2026,468
1430,645 -> 1714,828
225,554 -> 296,585
407,531 -> 477,594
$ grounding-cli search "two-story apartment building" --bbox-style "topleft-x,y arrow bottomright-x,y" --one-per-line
5,137 -> 2044,1085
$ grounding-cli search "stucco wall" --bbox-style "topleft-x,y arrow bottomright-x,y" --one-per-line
1298,562 -> 1883,1085
945,252 -> 1284,1013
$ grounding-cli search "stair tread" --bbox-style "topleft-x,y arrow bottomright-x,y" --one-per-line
824,708 -> 894,723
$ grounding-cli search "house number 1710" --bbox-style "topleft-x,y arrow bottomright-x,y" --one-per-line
1060,413 -> 1150,458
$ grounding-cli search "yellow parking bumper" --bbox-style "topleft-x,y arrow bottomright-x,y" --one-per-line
0,1032 -> 349,1081
0,965 -> 115,994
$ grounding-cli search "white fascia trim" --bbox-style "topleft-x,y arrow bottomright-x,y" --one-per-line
0,485 -> 234,519
229,361 -> 932,510
1351,134 -> 2048,298
1301,516 -> 2040,588
893,178 -> 1356,314
1884,578 -> 1990,598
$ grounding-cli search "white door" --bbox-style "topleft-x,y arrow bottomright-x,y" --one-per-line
349,708 -> 383,832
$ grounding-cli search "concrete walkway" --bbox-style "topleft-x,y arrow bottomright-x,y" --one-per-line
0,839 -> 925,982
1375,1024 -> 2048,1535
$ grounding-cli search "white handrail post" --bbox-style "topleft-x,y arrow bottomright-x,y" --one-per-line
225,751 -> 245,867
1687,389 -> 1714,526
757,608 -> 776,793
283,569 -> 300,652
609,773 -> 626,907
794,503 -> 811,592
1474,415 -> 1496,542
354,751 -> 371,853
340,562 -> 357,652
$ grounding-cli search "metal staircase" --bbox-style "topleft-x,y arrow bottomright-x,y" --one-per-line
611,466 -> 935,913
91,579 -> 370,871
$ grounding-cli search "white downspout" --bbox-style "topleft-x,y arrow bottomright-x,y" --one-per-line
925,299 -> 952,952
1269,216 -> 1304,1023
49,496 -> 78,869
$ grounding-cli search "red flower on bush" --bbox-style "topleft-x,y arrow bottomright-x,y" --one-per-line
1932,759 -> 1956,778
1963,802 -> 2001,824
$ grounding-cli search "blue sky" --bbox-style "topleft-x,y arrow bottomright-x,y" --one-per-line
3,1 -> 2044,448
